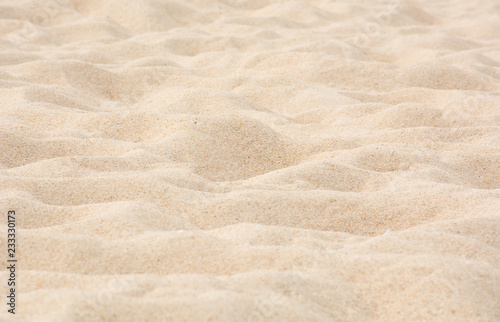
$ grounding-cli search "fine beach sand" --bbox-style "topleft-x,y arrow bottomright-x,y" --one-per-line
1,0 -> 499,321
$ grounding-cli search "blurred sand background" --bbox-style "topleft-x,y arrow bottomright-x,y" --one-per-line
0,0 -> 499,321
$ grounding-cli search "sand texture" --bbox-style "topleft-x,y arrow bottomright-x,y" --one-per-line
1,0 -> 500,321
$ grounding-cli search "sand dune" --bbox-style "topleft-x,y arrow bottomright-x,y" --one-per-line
1,0 -> 499,321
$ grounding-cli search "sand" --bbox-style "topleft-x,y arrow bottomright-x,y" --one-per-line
1,0 -> 499,321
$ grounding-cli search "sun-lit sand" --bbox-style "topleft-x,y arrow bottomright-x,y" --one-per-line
1,0 -> 499,321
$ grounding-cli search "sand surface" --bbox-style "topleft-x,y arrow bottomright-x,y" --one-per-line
1,0 -> 500,321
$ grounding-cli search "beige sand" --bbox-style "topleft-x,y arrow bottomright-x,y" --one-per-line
1,0 -> 499,321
